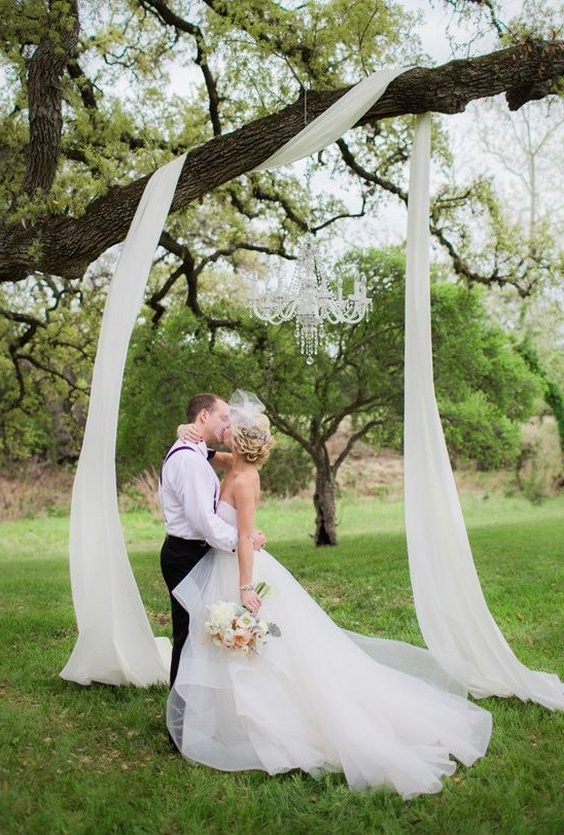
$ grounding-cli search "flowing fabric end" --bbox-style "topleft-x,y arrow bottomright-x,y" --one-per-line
403,114 -> 564,712
62,154 -> 187,686
60,630 -> 171,687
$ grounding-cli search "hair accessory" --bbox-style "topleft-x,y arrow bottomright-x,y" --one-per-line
228,390 -> 266,429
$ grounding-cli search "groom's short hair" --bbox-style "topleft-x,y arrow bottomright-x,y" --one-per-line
186,393 -> 220,422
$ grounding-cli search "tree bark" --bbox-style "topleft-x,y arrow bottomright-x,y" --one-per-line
313,451 -> 338,546
1,38 -> 562,283
23,1 -> 80,196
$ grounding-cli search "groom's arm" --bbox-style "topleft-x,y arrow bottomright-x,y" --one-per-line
173,456 -> 238,553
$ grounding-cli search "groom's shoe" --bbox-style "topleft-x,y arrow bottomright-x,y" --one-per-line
167,730 -> 181,754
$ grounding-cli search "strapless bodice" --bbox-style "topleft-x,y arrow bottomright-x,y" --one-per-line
217,498 -> 237,527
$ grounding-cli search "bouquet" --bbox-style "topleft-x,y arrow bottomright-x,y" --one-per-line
204,581 -> 281,655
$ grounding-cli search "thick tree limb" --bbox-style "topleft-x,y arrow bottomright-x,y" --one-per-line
2,39 -> 562,282
23,1 -> 80,196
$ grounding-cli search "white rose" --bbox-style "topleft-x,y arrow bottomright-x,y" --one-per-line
237,611 -> 255,629
209,600 -> 239,626
224,628 -> 235,642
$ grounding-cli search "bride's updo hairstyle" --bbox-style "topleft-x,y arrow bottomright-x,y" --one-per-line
232,413 -> 274,468
228,390 -> 274,469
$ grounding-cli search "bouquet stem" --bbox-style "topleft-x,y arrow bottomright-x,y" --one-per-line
254,580 -> 271,599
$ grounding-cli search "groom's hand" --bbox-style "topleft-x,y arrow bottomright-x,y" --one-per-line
252,529 -> 266,550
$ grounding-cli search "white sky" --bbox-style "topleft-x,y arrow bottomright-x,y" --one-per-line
321,0 -> 562,256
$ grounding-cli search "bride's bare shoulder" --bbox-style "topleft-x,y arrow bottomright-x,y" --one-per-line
232,469 -> 260,501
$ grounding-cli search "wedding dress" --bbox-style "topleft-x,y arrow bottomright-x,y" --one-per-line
167,500 -> 492,798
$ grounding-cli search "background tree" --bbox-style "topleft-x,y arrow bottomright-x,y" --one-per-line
119,247 -> 542,544
0,269 -> 105,461
468,96 -> 564,449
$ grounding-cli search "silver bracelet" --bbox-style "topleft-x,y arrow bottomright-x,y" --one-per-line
239,583 -> 254,591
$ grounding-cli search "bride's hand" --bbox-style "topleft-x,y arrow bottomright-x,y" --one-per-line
241,588 -> 262,615
177,422 -> 202,443
252,529 -> 266,550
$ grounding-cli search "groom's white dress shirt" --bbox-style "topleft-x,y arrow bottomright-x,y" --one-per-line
159,439 -> 238,552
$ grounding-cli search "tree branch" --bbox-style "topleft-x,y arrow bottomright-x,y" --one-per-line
259,396 -> 317,458
23,0 -> 80,195
139,0 -> 223,136
2,40 -> 562,281
336,136 -> 540,293
147,262 -> 185,323
66,57 -> 98,109
332,417 -> 385,473
151,232 -> 246,329
14,351 -> 90,394
322,394 -> 384,443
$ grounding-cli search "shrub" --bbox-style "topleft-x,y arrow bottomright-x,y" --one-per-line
260,440 -> 313,497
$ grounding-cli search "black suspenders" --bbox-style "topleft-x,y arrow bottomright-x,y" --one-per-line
160,445 -> 195,483
160,445 -> 218,511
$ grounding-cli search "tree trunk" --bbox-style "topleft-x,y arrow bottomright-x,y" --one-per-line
313,455 -> 338,546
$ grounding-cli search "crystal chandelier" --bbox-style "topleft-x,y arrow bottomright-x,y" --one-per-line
248,87 -> 371,363
248,229 -> 372,364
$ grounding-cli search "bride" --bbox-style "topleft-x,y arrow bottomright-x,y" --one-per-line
168,390 -> 492,798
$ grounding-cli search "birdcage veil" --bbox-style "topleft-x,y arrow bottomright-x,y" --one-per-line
228,390 -> 266,429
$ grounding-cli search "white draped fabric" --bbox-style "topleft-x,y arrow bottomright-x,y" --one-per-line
404,115 -> 564,708
60,66 -> 563,710
60,157 -> 188,685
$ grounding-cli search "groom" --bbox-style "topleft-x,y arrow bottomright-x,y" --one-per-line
159,392 -> 265,691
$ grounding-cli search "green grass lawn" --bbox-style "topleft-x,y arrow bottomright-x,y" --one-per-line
1,495 -> 563,834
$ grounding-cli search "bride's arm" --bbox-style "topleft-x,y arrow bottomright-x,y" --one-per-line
233,475 -> 262,614
209,451 -> 233,472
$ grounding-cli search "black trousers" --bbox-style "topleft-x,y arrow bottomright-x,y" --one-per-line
160,534 -> 210,688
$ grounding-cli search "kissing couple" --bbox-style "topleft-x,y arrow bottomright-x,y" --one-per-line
158,389 -> 492,798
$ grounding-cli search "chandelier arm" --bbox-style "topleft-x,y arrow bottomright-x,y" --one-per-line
323,305 -> 366,324
281,299 -> 298,320
250,297 -> 297,323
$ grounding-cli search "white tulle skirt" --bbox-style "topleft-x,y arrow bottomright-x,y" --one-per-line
167,545 -> 492,798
